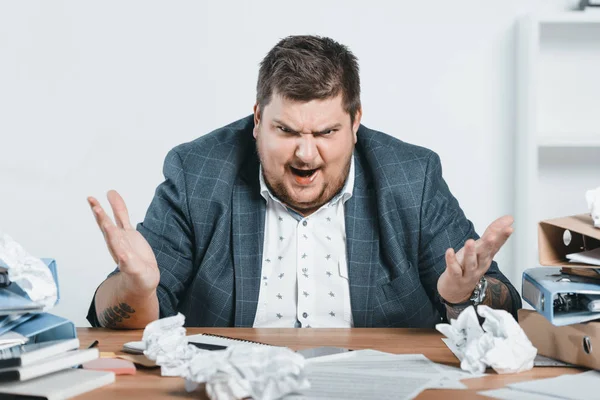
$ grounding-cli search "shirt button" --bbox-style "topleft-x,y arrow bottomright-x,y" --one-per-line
302,312 -> 308,318
302,220 -> 307,227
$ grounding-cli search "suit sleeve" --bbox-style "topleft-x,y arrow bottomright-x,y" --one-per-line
86,149 -> 195,326
417,152 -> 521,321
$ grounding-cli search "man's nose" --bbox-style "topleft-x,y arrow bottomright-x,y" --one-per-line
295,135 -> 318,164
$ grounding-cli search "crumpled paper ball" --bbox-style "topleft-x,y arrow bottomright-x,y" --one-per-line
586,186 -> 600,228
0,232 -> 58,309
436,305 -> 537,374
142,313 -> 310,400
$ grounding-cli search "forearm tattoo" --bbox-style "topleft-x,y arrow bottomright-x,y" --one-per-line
99,302 -> 135,328
444,301 -> 470,321
444,277 -> 512,320
480,277 -> 512,310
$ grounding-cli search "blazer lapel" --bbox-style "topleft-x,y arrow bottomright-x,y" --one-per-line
345,151 -> 379,327
232,149 -> 265,327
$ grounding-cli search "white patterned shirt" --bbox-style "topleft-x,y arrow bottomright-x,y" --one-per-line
253,159 -> 355,328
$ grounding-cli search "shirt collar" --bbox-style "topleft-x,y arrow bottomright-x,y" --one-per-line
259,155 -> 355,207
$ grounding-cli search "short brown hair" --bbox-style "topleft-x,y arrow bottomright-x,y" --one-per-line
256,35 -> 361,123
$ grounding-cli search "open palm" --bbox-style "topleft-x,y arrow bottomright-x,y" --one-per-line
88,190 -> 159,294
437,215 -> 514,304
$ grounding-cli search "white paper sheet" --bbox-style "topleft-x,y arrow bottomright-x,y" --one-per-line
289,367 -> 437,400
567,247 -> 600,266
0,331 -> 28,349
309,351 -> 440,374
435,362 -> 487,379
479,388 -> 565,400
306,349 -> 468,390
508,370 -> 600,400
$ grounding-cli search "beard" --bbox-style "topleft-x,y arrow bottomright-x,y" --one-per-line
256,144 -> 352,216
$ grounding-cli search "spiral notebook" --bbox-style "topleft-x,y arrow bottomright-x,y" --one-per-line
187,333 -> 271,348
122,333 -> 270,354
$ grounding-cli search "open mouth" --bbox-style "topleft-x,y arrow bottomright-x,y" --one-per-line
290,167 -> 319,184
291,167 -> 317,177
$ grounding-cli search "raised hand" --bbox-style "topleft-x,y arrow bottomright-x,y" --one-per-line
437,215 -> 514,304
88,190 -> 159,296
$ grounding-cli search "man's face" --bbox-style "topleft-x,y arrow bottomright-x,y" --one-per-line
253,93 -> 361,216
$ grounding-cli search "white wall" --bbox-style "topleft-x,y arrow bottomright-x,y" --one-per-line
0,0 -> 580,326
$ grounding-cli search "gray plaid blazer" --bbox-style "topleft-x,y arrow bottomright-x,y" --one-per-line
87,115 -> 520,328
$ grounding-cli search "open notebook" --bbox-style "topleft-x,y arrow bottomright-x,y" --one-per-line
123,333 -> 270,354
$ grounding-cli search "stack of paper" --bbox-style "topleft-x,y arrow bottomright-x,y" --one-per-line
479,370 -> 600,400
0,332 -> 28,351
0,338 -> 115,398
0,368 -> 115,400
567,247 -> 600,267
291,349 -> 483,399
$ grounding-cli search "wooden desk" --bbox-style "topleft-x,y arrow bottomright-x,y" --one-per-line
75,327 -> 581,399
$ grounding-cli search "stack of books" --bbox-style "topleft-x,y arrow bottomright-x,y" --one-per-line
0,338 -> 114,399
0,258 -> 115,398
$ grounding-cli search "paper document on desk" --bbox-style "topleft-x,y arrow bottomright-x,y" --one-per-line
304,349 -> 472,391
289,367 -> 437,400
505,370 -> 600,400
479,388 -> 561,400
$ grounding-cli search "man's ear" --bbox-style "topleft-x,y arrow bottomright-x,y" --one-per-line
352,107 -> 362,144
253,104 -> 261,139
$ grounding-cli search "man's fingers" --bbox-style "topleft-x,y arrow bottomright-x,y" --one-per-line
88,197 -> 115,233
107,190 -> 133,230
463,239 -> 478,273
88,198 -> 120,264
480,215 -> 514,254
482,215 -> 513,239
487,215 -> 514,230
445,248 -> 463,277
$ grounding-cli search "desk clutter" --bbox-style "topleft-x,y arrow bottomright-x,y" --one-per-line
1,190 -> 599,399
520,210 -> 600,371
137,313 -> 486,400
0,233 -> 114,399
495,190 -> 600,399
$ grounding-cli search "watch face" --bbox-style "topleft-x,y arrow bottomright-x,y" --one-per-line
470,277 -> 487,304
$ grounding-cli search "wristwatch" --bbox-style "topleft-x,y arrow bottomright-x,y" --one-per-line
442,276 -> 488,307
469,276 -> 488,306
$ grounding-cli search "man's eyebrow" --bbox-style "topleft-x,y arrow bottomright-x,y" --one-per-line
272,119 -> 298,132
272,119 -> 342,134
315,123 -> 342,134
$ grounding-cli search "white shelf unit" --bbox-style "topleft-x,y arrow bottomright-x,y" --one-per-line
515,12 -> 600,286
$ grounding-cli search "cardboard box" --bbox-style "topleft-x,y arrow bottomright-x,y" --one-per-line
520,309 -> 600,369
538,214 -> 600,268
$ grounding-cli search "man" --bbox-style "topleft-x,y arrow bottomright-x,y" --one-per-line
87,35 -> 520,329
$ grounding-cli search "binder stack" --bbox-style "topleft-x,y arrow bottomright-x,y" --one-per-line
0,259 -> 76,346
520,214 -> 600,369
